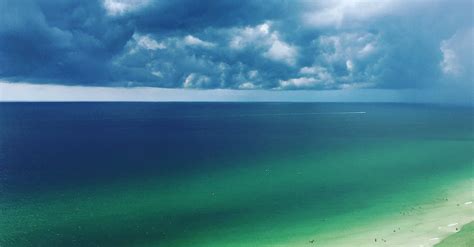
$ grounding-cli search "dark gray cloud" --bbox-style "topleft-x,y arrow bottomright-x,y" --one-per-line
0,0 -> 472,92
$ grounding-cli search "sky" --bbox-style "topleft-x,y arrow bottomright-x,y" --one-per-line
0,0 -> 472,103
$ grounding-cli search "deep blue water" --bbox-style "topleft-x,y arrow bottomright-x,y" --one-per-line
0,102 -> 472,194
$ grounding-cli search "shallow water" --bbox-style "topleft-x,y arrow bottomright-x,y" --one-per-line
0,103 -> 472,246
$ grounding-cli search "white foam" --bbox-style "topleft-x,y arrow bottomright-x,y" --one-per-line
447,223 -> 458,227
429,237 -> 439,241
464,201 -> 472,205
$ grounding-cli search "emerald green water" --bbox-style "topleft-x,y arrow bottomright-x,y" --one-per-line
0,103 -> 472,246
436,222 -> 474,247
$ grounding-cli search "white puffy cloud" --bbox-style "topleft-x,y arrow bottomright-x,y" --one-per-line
279,66 -> 335,89
436,27 -> 473,103
183,73 -> 212,88
279,77 -> 316,89
183,35 -> 216,48
346,60 -> 354,72
124,34 -> 166,58
302,0 -> 400,28
230,22 -> 297,65
278,77 -> 321,89
135,34 -> 166,50
317,32 -> 379,64
229,23 -> 271,49
264,39 -> 297,65
440,43 -> 460,75
440,28 -> 473,77
247,70 -> 258,79
238,82 -> 258,89
298,65 -> 331,78
102,0 -> 150,16
338,82 -> 375,90
151,71 -> 163,78
299,66 -> 322,75
299,31 -> 383,87
358,43 -> 376,58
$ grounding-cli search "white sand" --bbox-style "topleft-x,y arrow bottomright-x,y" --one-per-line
290,179 -> 473,247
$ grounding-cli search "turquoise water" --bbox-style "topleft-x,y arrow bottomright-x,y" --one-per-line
0,103 -> 472,246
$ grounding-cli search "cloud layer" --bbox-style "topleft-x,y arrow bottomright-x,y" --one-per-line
0,0 -> 472,92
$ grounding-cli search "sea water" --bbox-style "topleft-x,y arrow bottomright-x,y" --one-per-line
0,103 -> 472,246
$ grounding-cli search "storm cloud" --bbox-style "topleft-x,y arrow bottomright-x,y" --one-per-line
0,0 -> 472,92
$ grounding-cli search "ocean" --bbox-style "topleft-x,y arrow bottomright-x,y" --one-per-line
0,103 -> 472,246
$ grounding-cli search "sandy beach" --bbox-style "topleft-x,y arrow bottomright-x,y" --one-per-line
288,178 -> 473,247
436,221 -> 474,246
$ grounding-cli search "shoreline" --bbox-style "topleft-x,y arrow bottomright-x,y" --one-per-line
435,221 -> 474,246
288,178 -> 473,247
